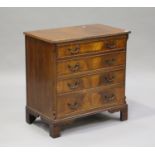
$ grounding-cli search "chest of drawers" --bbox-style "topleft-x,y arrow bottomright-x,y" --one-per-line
24,24 -> 130,138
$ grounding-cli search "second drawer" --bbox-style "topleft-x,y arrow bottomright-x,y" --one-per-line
57,69 -> 125,94
57,51 -> 126,76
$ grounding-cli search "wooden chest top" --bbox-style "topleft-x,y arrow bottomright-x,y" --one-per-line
24,24 -> 129,43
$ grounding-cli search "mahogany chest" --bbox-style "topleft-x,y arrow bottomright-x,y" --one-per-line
24,24 -> 130,138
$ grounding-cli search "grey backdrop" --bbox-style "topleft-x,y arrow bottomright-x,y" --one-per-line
0,8 -> 155,146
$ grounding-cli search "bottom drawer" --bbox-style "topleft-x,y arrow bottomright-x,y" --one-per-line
57,85 -> 125,118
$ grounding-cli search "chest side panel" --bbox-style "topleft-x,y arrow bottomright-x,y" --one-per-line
25,36 -> 56,119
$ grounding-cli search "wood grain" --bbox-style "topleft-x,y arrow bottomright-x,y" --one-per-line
24,24 -> 130,138
25,36 -> 57,119
57,51 -> 126,76
57,84 -> 125,118
24,24 -> 130,43
57,69 -> 125,94
57,35 -> 127,58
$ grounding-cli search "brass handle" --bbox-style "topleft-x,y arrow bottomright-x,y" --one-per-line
68,63 -> 80,72
105,40 -> 116,49
103,74 -> 115,83
68,102 -> 80,110
105,58 -> 116,65
68,46 -> 80,55
67,79 -> 81,89
102,93 -> 115,102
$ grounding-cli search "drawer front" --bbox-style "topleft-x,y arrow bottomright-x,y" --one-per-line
57,52 -> 126,76
57,85 -> 125,118
57,36 -> 127,58
57,69 -> 125,94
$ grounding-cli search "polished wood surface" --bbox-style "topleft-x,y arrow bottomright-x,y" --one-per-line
57,51 -> 126,76
25,36 -> 57,119
24,24 -> 130,138
57,35 -> 127,58
57,84 -> 125,118
24,24 -> 129,43
57,68 -> 125,94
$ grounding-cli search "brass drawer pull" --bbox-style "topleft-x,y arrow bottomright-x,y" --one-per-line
102,93 -> 115,102
68,63 -> 80,72
105,40 -> 116,49
68,45 -> 80,55
67,79 -> 81,89
105,58 -> 116,65
68,102 -> 80,110
103,74 -> 115,83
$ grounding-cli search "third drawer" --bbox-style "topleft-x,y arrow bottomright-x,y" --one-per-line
57,68 -> 125,94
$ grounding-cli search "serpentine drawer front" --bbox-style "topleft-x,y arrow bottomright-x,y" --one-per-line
24,24 -> 130,138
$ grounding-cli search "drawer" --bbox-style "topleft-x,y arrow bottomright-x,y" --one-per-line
57,52 -> 126,76
57,85 -> 125,118
57,69 -> 125,94
57,35 -> 127,58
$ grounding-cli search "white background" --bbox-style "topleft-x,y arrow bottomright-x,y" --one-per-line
0,7 -> 155,146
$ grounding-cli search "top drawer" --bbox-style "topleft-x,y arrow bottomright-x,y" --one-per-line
57,35 -> 127,59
